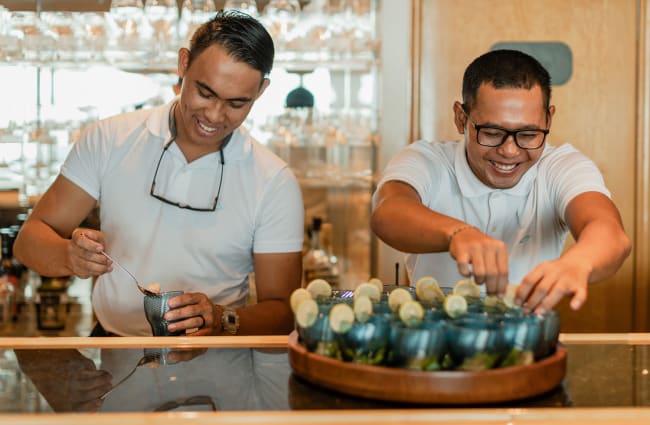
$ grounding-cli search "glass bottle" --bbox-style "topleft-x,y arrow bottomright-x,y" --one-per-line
320,222 -> 340,286
0,229 -> 16,325
303,217 -> 339,288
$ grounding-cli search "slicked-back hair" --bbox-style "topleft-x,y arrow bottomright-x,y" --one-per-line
188,10 -> 274,78
462,49 -> 551,113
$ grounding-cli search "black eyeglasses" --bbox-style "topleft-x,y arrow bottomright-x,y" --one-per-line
462,108 -> 549,150
150,139 -> 225,212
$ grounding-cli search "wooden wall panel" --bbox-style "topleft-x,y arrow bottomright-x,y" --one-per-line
636,0 -> 650,332
418,0 -> 638,331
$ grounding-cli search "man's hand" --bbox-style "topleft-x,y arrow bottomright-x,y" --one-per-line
164,292 -> 222,336
516,257 -> 591,315
68,228 -> 112,279
448,226 -> 509,296
15,349 -> 113,412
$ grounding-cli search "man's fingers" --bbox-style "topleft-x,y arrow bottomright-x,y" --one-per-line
455,253 -> 473,277
569,286 -> 587,310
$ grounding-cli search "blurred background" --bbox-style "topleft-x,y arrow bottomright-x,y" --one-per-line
0,0 -> 646,335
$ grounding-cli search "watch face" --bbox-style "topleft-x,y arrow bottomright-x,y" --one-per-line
222,309 -> 239,334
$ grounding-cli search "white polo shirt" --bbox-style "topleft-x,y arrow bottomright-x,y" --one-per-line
62,100 -> 304,336
373,139 -> 610,290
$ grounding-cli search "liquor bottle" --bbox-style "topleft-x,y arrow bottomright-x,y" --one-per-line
1,228 -> 22,321
0,229 -> 16,325
303,217 -> 340,288
320,222 -> 340,286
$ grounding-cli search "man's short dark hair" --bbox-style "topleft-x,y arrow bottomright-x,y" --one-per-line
188,10 -> 274,78
462,49 -> 551,113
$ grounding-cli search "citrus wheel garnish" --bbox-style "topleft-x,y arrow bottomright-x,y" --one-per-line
503,284 -> 518,308
306,278 -> 332,299
453,279 -> 481,298
353,282 -> 381,302
295,299 -> 319,328
353,295 -> 373,323
483,295 -> 508,314
329,303 -> 355,333
367,277 -> 384,294
415,276 -> 445,303
388,287 -> 413,312
444,294 -> 468,319
398,300 -> 424,327
290,288 -> 313,314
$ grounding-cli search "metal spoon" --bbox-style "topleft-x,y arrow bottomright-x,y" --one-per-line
101,251 -> 158,297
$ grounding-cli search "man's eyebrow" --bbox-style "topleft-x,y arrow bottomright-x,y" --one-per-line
196,81 -> 253,102
480,121 -> 545,131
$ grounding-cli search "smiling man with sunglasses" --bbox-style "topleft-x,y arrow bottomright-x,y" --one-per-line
372,49 -> 630,315
14,11 -> 304,337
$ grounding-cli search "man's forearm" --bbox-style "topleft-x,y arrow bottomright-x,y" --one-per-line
14,220 -> 73,277
563,219 -> 631,284
371,198 -> 467,253
235,299 -> 294,335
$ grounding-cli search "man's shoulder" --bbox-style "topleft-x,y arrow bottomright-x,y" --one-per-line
88,107 -> 155,140
404,139 -> 459,161
538,143 -> 588,169
409,139 -> 459,152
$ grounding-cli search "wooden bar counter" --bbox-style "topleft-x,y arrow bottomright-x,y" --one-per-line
0,333 -> 649,424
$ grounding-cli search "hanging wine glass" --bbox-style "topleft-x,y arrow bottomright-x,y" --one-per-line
261,0 -> 300,54
109,0 -> 144,39
179,0 -> 216,47
108,0 -> 146,63
143,0 -> 179,63
223,0 -> 259,18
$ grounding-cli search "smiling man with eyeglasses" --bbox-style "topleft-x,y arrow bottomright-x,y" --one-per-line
14,11 -> 304,337
372,49 -> 630,316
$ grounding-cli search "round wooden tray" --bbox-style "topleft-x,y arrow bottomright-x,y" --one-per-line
288,330 -> 567,404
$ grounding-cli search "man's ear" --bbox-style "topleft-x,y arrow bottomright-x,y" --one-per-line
256,78 -> 271,99
453,101 -> 467,134
546,104 -> 556,127
177,48 -> 190,79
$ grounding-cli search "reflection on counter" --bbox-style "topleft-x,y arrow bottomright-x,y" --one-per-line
4,346 -> 291,413
1,343 -> 649,414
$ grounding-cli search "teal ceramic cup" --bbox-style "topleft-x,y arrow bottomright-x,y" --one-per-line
296,300 -> 338,357
499,314 -> 543,367
143,290 -> 184,336
388,319 -> 448,370
336,315 -> 391,365
446,317 -> 506,371
535,310 -> 561,360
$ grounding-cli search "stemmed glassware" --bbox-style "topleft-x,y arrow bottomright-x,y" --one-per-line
108,0 -> 146,63
261,0 -> 300,54
143,0 -> 179,63
223,0 -> 259,17
179,0 -> 216,47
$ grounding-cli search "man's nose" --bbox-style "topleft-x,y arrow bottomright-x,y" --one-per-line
497,134 -> 521,156
205,100 -> 225,124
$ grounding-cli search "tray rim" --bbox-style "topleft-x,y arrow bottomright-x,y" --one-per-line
288,330 -> 567,404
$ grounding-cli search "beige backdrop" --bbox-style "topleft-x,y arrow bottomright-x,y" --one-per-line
417,0 -> 639,331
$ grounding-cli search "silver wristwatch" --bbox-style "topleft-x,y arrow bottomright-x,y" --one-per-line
221,307 -> 240,335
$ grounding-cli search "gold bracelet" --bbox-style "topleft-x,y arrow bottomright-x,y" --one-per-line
448,225 -> 475,243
